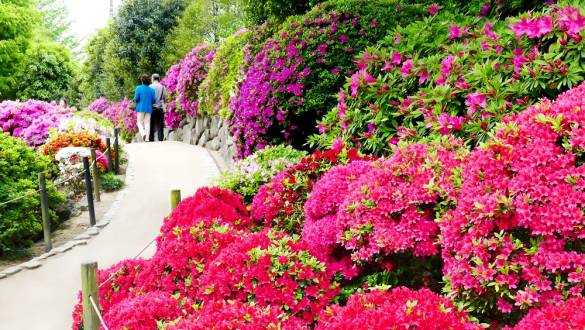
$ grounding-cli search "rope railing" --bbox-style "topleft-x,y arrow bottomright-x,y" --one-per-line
0,146 -> 110,207
89,295 -> 110,330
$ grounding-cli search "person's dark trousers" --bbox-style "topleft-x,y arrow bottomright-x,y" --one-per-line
149,108 -> 165,141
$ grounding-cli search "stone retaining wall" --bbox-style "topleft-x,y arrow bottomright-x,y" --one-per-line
166,115 -> 236,166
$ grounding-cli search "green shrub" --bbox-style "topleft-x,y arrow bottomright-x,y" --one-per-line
215,145 -> 306,202
99,173 -> 124,192
0,132 -> 65,257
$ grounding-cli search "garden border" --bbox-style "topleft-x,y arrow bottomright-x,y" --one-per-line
0,151 -> 137,280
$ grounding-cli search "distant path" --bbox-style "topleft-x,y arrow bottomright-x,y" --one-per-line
0,142 -> 219,330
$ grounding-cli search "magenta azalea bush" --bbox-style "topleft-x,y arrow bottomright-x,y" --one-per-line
162,44 -> 216,128
508,297 -> 585,330
440,82 -> 585,318
228,0 -> 427,157
0,100 -> 73,146
314,4 -> 585,155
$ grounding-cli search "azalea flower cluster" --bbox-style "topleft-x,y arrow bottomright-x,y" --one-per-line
507,297 -> 585,330
317,287 -> 481,330
41,131 -> 107,160
228,0 -> 426,157
161,45 -> 216,128
303,141 -> 464,277
251,146 -> 370,233
317,4 -> 585,155
87,97 -> 138,141
439,82 -> 585,316
0,99 -> 73,146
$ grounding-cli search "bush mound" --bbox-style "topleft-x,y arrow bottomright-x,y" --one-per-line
315,4 -> 585,155
0,99 -> 73,146
0,133 -> 65,256
440,81 -> 585,318
317,287 -> 481,330
41,131 -> 107,160
228,0 -> 427,157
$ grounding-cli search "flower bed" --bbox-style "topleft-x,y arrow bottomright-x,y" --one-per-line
315,4 -> 585,155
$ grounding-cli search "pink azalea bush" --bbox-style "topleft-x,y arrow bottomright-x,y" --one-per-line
317,287 -> 481,330
228,0 -> 427,157
316,4 -> 585,155
508,297 -> 585,329
87,97 -> 110,115
440,82 -> 585,318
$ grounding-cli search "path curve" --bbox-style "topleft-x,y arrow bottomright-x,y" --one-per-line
0,142 -> 219,330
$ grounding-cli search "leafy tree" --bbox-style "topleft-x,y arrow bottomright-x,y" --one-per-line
79,24 -> 115,105
112,0 -> 186,88
34,0 -> 78,51
15,42 -> 75,101
241,0 -> 318,24
162,0 -> 245,68
0,0 -> 36,99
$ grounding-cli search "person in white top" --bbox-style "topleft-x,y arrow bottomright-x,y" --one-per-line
149,74 -> 167,141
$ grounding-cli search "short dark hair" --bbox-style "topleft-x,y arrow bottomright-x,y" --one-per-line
140,74 -> 150,84
151,74 -> 160,82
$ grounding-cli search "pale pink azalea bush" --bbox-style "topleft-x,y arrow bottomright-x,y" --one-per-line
440,82 -> 585,318
317,287 -> 481,330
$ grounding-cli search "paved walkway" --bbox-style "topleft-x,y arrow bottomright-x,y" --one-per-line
0,142 -> 219,330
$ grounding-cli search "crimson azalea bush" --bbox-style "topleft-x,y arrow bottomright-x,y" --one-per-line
314,3 -> 585,155
163,44 -> 216,128
251,146 -> 370,233
439,82 -> 585,321
317,287 -> 481,330
508,297 -> 585,330
159,186 -> 251,235
228,0 -> 427,157
101,291 -> 183,330
198,229 -> 339,323
166,300 -> 307,330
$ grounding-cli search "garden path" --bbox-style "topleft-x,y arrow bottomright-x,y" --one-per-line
0,141 -> 219,330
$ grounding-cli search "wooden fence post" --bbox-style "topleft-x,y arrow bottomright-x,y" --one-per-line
81,262 -> 100,330
105,138 -> 113,173
90,148 -> 101,202
83,157 -> 96,226
114,128 -> 120,174
170,190 -> 181,210
39,173 -> 52,252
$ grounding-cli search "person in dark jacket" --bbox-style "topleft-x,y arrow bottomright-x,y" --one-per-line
149,73 -> 167,142
133,74 -> 156,142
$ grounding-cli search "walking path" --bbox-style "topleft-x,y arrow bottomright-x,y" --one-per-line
0,142 -> 219,330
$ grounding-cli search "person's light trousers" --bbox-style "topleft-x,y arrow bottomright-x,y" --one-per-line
136,112 -> 151,141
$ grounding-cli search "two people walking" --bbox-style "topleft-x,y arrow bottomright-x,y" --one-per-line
134,74 -> 167,142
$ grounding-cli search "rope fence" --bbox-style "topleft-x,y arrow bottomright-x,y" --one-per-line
82,188 -> 182,330
0,128 -> 121,253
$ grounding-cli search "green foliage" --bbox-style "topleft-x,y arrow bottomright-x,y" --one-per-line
0,132 -> 65,257
99,172 -> 124,192
15,42 -> 74,101
0,0 -> 36,99
215,145 -> 306,202
112,0 -> 185,87
242,0 -> 318,25
34,0 -> 78,51
162,0 -> 245,68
